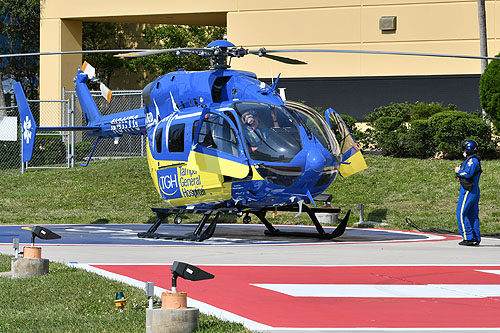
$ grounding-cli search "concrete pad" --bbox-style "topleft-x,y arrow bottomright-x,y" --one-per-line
1,223 -> 500,332
0,223 -> 447,246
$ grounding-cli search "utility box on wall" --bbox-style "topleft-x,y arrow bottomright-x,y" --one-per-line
379,16 -> 397,31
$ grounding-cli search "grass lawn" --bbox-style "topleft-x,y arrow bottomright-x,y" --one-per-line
0,254 -> 249,332
1,155 -> 499,233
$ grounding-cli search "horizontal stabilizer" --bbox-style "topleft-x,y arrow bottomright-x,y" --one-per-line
100,82 -> 112,103
81,61 -> 95,79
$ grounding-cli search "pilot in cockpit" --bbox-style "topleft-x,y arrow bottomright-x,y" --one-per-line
242,110 -> 268,152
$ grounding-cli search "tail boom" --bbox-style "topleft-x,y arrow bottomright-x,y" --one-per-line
14,70 -> 146,163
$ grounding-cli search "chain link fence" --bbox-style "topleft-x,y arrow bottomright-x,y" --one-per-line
24,100 -> 71,172
66,90 -> 146,165
0,90 -> 146,173
0,106 -> 21,172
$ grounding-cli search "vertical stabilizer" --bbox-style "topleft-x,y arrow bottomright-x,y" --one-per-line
13,82 -> 37,162
75,70 -> 102,125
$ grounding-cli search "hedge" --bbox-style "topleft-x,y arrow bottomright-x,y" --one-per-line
368,103 -> 494,158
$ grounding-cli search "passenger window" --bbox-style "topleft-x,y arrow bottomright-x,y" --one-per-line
155,126 -> 163,153
192,121 -> 199,142
168,123 -> 185,152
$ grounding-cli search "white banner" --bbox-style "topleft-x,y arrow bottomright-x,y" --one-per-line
0,116 -> 17,141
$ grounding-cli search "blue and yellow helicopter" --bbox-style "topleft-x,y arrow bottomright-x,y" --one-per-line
13,39 -> 367,241
12,39 -> 497,241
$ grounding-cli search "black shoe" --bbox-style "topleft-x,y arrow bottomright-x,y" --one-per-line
459,240 -> 478,246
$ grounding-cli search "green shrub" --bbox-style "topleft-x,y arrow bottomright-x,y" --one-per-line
0,141 -> 21,170
403,119 -> 432,158
479,55 -> 500,131
373,117 -> 408,156
30,135 -> 67,166
366,100 -> 495,158
428,111 -> 494,158
366,102 -> 412,122
374,116 -> 404,132
409,102 -> 456,121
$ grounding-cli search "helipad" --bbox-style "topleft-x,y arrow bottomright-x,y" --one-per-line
2,223 -> 499,332
0,223 -> 451,246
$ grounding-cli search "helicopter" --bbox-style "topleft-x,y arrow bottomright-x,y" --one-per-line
10,38 -> 499,241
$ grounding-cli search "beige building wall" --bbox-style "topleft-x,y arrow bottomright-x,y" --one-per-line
40,0 -> 499,125
229,0 -> 497,77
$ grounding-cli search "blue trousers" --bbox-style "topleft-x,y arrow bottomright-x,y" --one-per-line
456,190 -> 481,242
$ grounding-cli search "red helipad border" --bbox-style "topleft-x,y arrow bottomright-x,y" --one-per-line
74,264 -> 500,331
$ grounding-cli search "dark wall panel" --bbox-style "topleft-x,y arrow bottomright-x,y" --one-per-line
267,75 -> 481,120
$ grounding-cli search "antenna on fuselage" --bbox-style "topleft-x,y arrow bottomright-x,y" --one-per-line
170,91 -> 179,112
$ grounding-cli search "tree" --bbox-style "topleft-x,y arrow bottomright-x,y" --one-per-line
0,0 -> 40,99
82,22 -> 128,86
478,0 -> 488,74
126,25 -> 226,84
0,78 -> 5,113
479,55 -> 500,131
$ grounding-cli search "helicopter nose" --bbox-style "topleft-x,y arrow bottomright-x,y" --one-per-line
305,147 -> 326,174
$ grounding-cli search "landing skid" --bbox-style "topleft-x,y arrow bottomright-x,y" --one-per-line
254,205 -> 350,239
137,208 -> 222,242
137,205 -> 350,242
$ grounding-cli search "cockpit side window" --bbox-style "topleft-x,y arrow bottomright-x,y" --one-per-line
285,101 -> 341,157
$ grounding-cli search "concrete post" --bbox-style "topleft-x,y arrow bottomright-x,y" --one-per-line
11,257 -> 49,278
146,307 -> 199,333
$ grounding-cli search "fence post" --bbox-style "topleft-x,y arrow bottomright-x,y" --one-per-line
20,121 -> 24,174
141,94 -> 145,157
70,93 -> 75,168
62,87 -> 69,169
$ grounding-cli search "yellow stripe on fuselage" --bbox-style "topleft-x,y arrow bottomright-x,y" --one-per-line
146,138 -> 262,207
146,138 -> 230,206
459,191 -> 469,240
187,150 -> 250,179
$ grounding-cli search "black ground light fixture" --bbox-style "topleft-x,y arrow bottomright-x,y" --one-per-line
30,226 -> 61,246
170,261 -> 214,292
13,226 -> 62,277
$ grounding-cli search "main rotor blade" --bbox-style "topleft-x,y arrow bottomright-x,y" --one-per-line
250,53 -> 307,65
0,49 -> 149,58
253,48 -> 500,61
115,47 -> 210,58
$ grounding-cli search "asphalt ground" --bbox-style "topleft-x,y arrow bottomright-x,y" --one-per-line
1,223 -> 500,332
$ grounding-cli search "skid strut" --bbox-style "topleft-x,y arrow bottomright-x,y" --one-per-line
255,205 -> 351,239
137,208 -> 221,242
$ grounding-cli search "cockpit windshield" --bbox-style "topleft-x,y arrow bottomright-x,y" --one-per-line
233,102 -> 302,162
285,101 -> 341,158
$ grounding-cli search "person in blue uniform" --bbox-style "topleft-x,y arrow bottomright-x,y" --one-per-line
241,111 -> 269,152
454,140 -> 482,246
